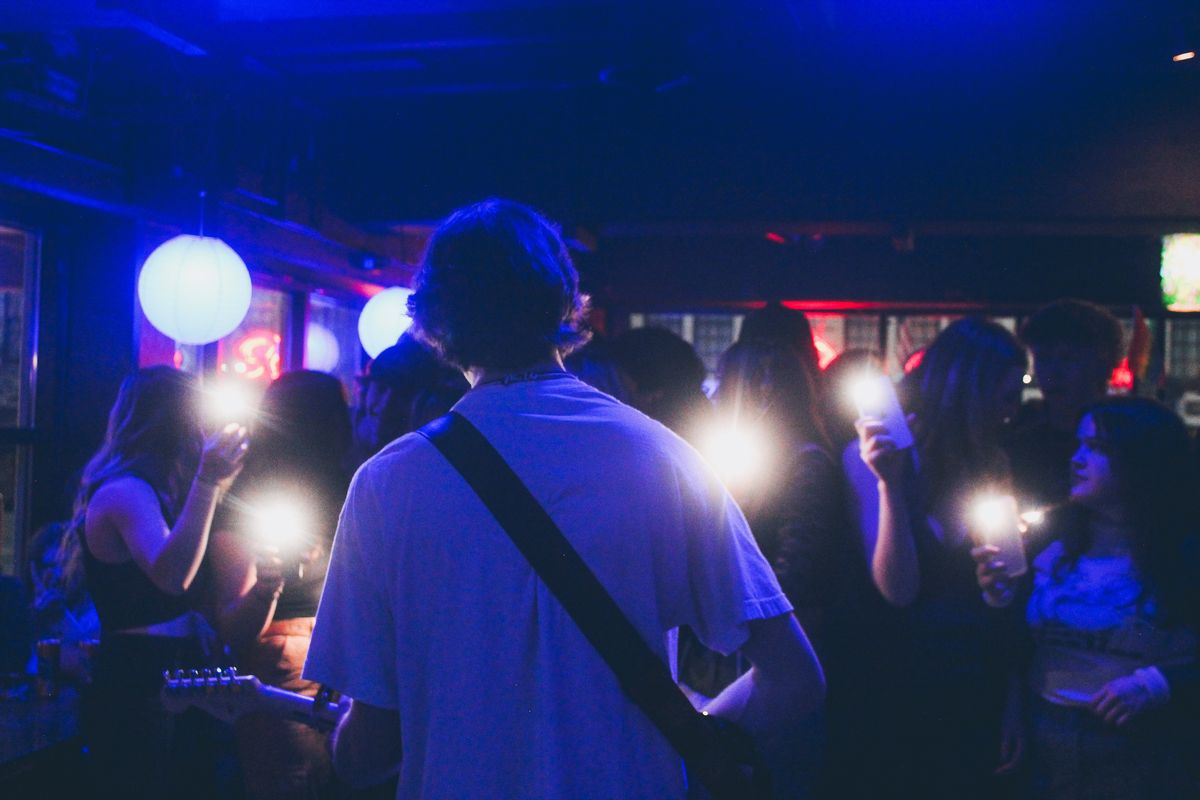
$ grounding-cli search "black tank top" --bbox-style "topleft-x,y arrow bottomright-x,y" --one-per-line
79,476 -> 191,633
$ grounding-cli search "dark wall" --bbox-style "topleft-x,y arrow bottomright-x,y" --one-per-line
590,234 -> 1164,310
31,205 -> 139,528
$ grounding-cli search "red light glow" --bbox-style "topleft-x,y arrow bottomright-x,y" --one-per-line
225,330 -> 282,382
1110,358 -> 1134,390
765,232 -> 787,245
904,350 -> 925,374
813,334 -> 838,370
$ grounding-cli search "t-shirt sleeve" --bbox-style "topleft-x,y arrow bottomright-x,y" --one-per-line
675,455 -> 793,656
303,463 -> 398,709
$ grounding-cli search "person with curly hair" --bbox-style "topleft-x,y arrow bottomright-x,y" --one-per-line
303,198 -> 824,798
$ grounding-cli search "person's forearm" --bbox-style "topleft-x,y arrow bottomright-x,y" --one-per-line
147,477 -> 221,594
331,702 -> 403,788
872,481 -> 920,606
704,663 -> 824,738
218,589 -> 278,650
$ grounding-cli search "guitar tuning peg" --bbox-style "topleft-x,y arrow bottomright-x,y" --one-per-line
162,670 -> 171,685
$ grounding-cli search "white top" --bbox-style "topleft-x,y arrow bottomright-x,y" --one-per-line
304,374 -> 791,800
1027,541 -> 1196,706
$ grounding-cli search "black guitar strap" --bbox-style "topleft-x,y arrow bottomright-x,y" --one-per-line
419,412 -> 761,800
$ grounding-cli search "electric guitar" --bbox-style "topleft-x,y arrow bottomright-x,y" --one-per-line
160,667 -> 344,731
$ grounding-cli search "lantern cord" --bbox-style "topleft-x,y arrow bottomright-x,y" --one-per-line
198,190 -> 207,237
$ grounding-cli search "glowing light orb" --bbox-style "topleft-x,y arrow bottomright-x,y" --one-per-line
202,381 -> 260,428
703,422 -> 771,488
1019,509 -> 1046,527
304,323 -> 341,373
358,287 -> 413,359
250,494 -> 310,554
847,373 -> 887,416
138,235 -> 252,345
972,494 -> 1020,540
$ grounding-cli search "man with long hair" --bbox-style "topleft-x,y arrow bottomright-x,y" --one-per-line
304,199 -> 824,797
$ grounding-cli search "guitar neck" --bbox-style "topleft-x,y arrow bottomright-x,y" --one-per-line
162,668 -> 346,730
255,684 -> 343,730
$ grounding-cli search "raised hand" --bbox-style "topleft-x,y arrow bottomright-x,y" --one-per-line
198,423 -> 250,490
855,417 -> 909,486
253,550 -> 287,604
970,544 -> 1015,607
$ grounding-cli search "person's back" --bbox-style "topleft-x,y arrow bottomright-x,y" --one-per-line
304,198 -> 823,799
314,374 -> 782,797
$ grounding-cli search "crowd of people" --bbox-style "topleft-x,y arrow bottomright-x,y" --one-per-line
12,198 -> 1200,799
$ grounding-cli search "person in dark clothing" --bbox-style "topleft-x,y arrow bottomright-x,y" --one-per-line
977,397 -> 1200,799
210,370 -> 355,800
66,366 -> 248,800
611,326 -> 712,444
680,334 -> 851,797
845,317 -> 1027,799
350,332 -> 469,467
1006,299 -> 1124,518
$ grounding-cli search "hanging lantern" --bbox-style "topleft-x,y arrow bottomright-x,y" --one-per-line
357,287 -> 413,359
304,322 -> 341,373
138,235 -> 252,345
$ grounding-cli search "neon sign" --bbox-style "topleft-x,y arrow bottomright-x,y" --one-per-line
221,329 -> 282,382
812,334 -> 838,370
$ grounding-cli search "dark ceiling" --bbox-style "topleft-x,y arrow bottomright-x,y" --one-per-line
3,0 -> 1198,226
2,1 -> 1199,306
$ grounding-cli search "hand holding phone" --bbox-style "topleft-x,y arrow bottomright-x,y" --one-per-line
849,374 -> 914,450
970,494 -> 1028,578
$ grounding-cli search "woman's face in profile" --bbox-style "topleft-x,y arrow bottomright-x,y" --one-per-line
1069,414 -> 1119,509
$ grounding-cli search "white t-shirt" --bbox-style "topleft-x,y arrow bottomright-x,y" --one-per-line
304,374 -> 791,800
1027,541 -> 1197,706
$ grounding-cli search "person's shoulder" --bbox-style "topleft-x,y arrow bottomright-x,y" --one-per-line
89,474 -> 158,510
354,430 -> 440,485
1033,539 -> 1065,575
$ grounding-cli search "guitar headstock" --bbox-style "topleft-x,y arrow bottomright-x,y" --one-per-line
160,667 -> 263,722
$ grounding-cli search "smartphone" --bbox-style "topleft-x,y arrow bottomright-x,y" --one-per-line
971,494 -> 1028,577
850,374 -> 915,450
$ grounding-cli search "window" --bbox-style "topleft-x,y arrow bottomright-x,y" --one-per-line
0,226 -> 37,575
306,293 -> 363,397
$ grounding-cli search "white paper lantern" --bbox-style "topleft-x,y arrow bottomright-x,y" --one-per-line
138,234 -> 253,345
357,287 -> 413,359
304,322 -> 341,373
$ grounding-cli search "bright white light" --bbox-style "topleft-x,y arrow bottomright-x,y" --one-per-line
1023,373 -> 1033,385
1019,508 -> 1045,527
847,374 -> 887,417
203,381 -> 259,428
972,494 -> 1020,540
1173,51 -> 1196,62
703,423 -> 770,487
250,495 -> 310,554
138,235 -> 252,345
304,323 -> 341,373
358,287 -> 413,359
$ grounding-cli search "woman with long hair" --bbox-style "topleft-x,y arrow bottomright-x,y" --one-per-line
680,333 -> 851,797
71,366 -> 248,799
976,397 -> 1199,798
209,370 -> 354,799
844,316 -> 1027,798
